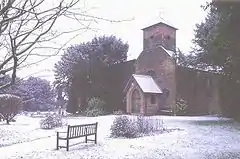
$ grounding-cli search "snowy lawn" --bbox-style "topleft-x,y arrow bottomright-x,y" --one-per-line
0,115 -> 240,159
0,115 -> 56,147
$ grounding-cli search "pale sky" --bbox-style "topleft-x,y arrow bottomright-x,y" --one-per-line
18,0 -> 209,82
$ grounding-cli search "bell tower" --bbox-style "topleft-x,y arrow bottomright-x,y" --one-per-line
142,22 -> 177,52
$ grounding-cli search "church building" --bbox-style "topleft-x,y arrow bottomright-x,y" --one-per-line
66,21 -> 222,116
123,22 -> 222,115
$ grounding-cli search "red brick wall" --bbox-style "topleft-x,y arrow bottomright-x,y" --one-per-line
126,80 -> 145,114
135,47 -> 176,114
143,24 -> 176,51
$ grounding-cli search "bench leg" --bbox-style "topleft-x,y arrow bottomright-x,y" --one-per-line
85,135 -> 87,143
66,139 -> 69,151
94,133 -> 97,144
56,132 -> 59,150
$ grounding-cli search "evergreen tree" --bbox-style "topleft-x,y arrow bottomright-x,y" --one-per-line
54,35 -> 129,113
192,1 -> 240,118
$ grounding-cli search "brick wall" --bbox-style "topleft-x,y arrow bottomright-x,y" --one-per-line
126,80 -> 145,114
143,23 -> 176,51
135,47 -> 176,114
176,66 -> 221,115
145,94 -> 161,115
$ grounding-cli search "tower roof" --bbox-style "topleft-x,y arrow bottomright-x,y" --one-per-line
142,21 -> 178,31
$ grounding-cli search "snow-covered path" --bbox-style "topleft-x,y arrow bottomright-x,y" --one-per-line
1,115 -> 240,159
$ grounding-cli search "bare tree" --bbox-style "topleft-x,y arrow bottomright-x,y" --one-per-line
0,0 -> 127,90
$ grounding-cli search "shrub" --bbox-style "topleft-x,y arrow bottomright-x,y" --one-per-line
110,115 -> 138,138
86,108 -> 104,117
136,115 -> 153,134
134,115 -> 164,134
0,94 -> 22,124
30,112 -> 46,118
0,114 -> 3,122
21,111 -> 28,116
176,98 -> 188,115
40,114 -> 63,129
113,110 -> 124,115
110,115 -> 165,138
85,97 -> 105,117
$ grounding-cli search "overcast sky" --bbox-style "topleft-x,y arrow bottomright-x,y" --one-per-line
18,0 -> 210,82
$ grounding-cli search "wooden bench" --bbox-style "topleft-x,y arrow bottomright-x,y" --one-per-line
56,122 -> 98,151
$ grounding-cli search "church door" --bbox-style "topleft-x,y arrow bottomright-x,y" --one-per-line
131,89 -> 141,113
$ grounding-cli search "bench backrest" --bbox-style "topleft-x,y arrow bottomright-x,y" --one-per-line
67,122 -> 98,139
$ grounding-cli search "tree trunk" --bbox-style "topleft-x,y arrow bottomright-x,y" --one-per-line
6,119 -> 10,125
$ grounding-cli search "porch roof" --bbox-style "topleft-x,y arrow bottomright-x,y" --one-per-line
132,74 -> 162,94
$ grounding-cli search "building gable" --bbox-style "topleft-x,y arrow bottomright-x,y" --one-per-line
124,74 -> 162,94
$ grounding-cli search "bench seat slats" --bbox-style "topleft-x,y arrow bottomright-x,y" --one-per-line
68,126 -> 97,138
56,122 -> 98,151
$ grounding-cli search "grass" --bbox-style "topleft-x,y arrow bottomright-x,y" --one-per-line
190,119 -> 235,126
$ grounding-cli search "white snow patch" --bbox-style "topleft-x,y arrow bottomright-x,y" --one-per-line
0,115 -> 240,159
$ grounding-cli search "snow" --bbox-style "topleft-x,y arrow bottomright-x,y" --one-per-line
161,46 -> 175,57
0,94 -> 20,99
0,115 -> 240,159
133,74 -> 162,93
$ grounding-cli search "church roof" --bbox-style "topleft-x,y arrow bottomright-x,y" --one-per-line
142,21 -> 178,31
161,46 -> 175,57
136,46 -> 175,63
132,74 -> 162,94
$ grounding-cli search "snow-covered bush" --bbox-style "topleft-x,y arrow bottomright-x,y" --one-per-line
110,115 -> 165,138
40,114 -> 63,129
0,114 -> 3,122
85,97 -> 105,117
110,115 -> 138,138
176,98 -> 188,115
134,115 -> 164,134
113,110 -> 124,115
0,94 -> 22,124
86,108 -> 104,117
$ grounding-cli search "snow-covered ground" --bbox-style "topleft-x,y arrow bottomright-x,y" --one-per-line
0,114 -> 240,159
